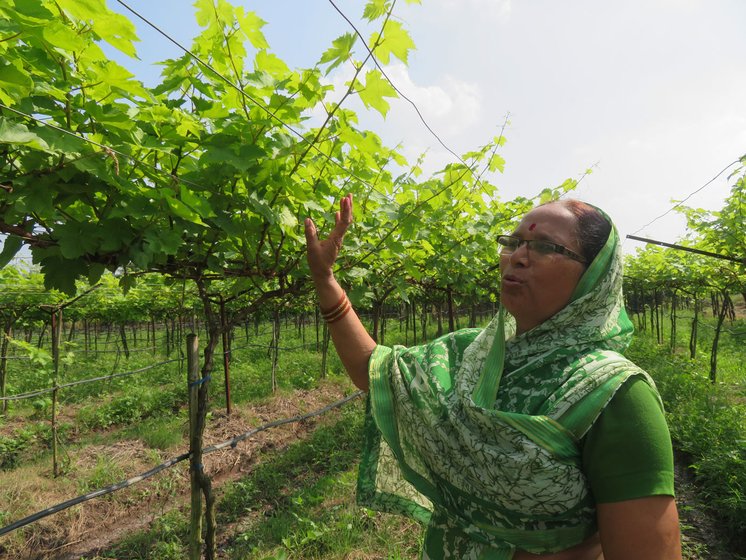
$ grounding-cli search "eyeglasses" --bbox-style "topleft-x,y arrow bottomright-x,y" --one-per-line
497,235 -> 587,264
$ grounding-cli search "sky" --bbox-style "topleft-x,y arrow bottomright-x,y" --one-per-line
5,0 -> 746,264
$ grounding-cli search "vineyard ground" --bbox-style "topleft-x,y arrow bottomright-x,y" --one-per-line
0,388 -> 739,559
1,311 -> 744,559
0,380 -> 361,559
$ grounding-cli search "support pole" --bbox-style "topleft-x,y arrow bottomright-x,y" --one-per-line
219,299 -> 231,415
51,309 -> 62,477
187,334 -> 202,560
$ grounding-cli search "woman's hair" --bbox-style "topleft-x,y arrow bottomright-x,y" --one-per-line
545,199 -> 612,264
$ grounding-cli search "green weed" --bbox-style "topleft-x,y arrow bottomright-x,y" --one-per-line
628,330 -> 746,553
78,386 -> 182,430
126,415 -> 185,450
0,428 -> 34,469
78,455 -> 126,494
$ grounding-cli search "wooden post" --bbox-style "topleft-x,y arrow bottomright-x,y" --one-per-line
411,301 -> 418,344
710,292 -> 731,384
51,309 -> 62,477
1,322 -> 11,415
380,304 -> 386,345
271,308 -> 280,393
689,297 -> 699,359
315,308 -> 320,351
219,299 -> 231,416
447,287 -> 455,333
321,322 -> 330,378
187,334 -> 202,560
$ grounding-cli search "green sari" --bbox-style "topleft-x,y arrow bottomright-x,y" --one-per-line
357,222 -> 661,559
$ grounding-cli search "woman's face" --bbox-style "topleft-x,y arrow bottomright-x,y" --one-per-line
500,204 -> 587,334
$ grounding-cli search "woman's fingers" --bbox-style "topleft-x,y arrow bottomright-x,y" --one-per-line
330,194 -> 353,246
304,195 -> 353,279
304,217 -> 318,246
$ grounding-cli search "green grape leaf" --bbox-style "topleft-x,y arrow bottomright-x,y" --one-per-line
56,0 -> 139,58
56,222 -> 101,259
180,184 -> 215,218
87,263 -> 106,285
363,0 -> 388,21
119,273 -> 137,294
489,154 -> 506,173
0,235 -> 23,268
164,195 -> 207,226
144,228 -> 182,256
236,10 -> 269,50
255,50 -> 291,78
0,118 -> 50,151
278,206 -> 298,233
39,254 -> 87,296
42,21 -> 87,51
357,69 -> 397,117
319,33 -> 357,75
0,61 -> 33,104
369,20 -> 415,65
194,0 -> 213,26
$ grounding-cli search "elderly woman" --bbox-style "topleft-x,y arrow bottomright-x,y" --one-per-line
304,195 -> 681,560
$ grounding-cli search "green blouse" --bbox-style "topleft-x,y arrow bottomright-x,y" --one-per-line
583,377 -> 675,503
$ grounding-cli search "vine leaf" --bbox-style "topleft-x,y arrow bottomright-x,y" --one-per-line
180,184 -> 216,219
358,69 -> 398,117
363,0 -> 388,21
57,0 -> 139,57
369,20 -> 415,65
0,61 -> 34,103
0,118 -> 49,151
0,235 -> 23,268
236,9 -> 270,50
489,154 -> 506,173
164,195 -> 208,226
39,254 -> 87,295
319,33 -> 357,75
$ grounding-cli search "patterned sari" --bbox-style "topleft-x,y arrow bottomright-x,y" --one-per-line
357,221 -> 660,559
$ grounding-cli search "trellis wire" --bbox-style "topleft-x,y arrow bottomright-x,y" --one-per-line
114,0 -> 388,199
0,325 -> 312,401
0,390 -> 363,538
0,358 -> 180,402
629,156 -> 744,237
325,0 -> 481,183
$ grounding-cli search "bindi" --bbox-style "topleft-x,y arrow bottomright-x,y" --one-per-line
528,223 -> 537,231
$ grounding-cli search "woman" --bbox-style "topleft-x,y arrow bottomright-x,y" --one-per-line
305,195 -> 681,559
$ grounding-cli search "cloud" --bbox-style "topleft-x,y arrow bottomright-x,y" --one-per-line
383,63 -> 483,136
306,62 -> 483,176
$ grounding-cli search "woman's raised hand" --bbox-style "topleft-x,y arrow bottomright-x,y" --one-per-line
304,194 -> 353,284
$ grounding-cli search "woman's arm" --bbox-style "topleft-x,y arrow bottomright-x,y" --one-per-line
304,194 -> 375,391
597,496 -> 681,560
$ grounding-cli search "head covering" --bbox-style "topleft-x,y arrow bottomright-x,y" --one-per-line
358,213 -> 657,559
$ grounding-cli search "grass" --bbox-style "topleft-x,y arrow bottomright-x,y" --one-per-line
93,402 -> 422,560
2,309 -> 743,558
124,415 -> 185,450
628,315 -> 746,555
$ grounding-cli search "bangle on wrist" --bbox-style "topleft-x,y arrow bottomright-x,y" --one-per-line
321,291 -> 351,323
